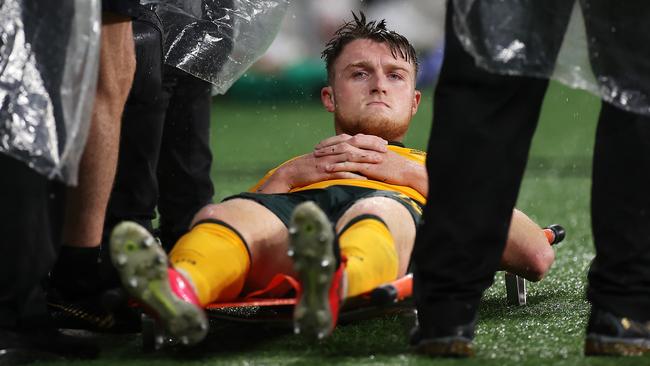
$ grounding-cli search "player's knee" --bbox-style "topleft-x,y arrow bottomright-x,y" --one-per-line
345,198 -> 388,217
527,246 -> 555,282
191,203 -> 222,226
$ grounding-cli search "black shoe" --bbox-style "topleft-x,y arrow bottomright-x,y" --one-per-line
48,287 -> 141,333
0,327 -> 99,364
585,307 -> 650,356
410,322 -> 475,357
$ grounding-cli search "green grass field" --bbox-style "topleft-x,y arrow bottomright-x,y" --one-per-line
42,82 -> 648,365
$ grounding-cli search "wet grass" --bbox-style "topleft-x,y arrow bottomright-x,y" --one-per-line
42,82 -> 650,365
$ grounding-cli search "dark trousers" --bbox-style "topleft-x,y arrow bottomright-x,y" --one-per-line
104,12 -> 214,251
156,66 -> 214,249
0,156 -> 65,329
413,0 -> 650,329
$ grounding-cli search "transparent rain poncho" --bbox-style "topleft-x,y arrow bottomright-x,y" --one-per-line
143,0 -> 289,94
0,0 -> 100,185
452,0 -> 650,115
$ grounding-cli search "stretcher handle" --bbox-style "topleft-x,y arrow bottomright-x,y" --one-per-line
543,224 -> 566,246
369,273 -> 413,305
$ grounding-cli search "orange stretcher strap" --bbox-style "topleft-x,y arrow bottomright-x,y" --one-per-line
205,274 -> 300,309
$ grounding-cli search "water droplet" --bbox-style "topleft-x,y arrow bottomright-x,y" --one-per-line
116,254 -> 128,266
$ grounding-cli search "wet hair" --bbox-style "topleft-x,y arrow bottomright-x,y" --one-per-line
321,11 -> 419,83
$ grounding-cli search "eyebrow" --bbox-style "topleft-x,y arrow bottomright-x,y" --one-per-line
345,61 -> 412,74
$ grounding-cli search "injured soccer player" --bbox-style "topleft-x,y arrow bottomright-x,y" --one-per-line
109,12 -> 558,345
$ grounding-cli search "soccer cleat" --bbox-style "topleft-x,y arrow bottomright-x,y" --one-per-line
47,288 -> 141,333
585,307 -> 650,356
109,221 -> 208,346
410,323 -> 475,358
289,201 -> 343,341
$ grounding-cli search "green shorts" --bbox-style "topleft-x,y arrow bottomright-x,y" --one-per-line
223,186 -> 422,228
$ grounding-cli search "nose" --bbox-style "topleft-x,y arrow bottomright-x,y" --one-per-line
370,74 -> 387,95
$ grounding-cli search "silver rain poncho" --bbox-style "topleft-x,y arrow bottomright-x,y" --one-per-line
0,0 -> 101,185
452,0 -> 650,115
142,0 -> 289,94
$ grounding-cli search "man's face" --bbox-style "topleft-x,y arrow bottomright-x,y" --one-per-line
321,39 -> 421,141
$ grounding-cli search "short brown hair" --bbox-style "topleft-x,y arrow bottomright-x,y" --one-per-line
322,12 -> 419,82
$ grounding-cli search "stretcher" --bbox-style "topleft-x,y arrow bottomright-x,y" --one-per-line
142,274 -> 414,351
141,224 -> 565,350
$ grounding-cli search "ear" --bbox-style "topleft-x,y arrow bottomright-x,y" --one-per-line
321,86 -> 335,113
411,89 -> 422,115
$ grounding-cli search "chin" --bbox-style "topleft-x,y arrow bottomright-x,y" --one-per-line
344,115 -> 408,141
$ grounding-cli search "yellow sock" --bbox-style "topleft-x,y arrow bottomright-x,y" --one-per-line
169,221 -> 250,306
338,215 -> 398,297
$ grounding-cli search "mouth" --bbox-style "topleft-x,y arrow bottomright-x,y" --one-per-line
366,101 -> 390,108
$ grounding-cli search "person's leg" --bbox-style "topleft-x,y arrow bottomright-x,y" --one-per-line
0,156 -> 100,361
411,2 -> 550,341
580,0 -> 650,355
109,198 -> 290,344
47,12 -> 164,334
584,103 -> 650,355
588,105 -> 650,319
157,67 -> 214,251
335,197 -> 416,296
155,0 -> 237,250
339,196 -> 555,292
174,199 -> 292,304
289,192 -> 418,340
0,156 -> 63,330
583,0 -> 650,319
104,9 -> 166,239
499,209 -> 555,282
52,14 -> 136,301
62,14 -> 136,249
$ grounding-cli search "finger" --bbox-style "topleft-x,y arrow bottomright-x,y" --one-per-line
314,144 -> 383,161
318,150 -> 384,165
327,162 -> 391,184
347,134 -> 388,152
329,171 -> 367,180
325,161 -> 371,173
315,134 -> 352,150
